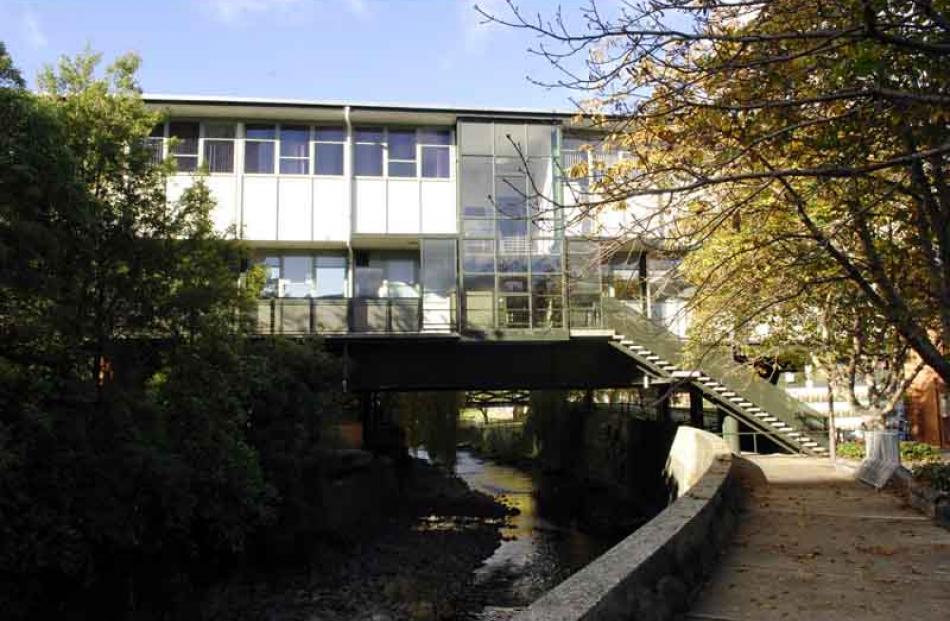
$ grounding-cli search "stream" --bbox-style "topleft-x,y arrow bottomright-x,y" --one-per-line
417,448 -> 624,619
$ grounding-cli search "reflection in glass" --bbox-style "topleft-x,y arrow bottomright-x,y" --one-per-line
355,143 -> 383,176
282,256 -> 313,298
245,141 -> 275,174
315,142 -> 344,175
422,146 -> 450,178
315,256 -> 346,297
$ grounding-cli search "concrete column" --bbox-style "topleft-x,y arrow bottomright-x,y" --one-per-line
721,414 -> 740,453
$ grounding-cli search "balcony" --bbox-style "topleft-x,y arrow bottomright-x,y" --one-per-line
254,295 -> 458,336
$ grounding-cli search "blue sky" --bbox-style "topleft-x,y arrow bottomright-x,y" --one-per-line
0,0 -> 598,110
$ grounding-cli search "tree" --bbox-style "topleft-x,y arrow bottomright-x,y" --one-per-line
0,42 -> 24,88
483,0 -> 950,382
681,200 -> 925,427
0,49 -> 272,618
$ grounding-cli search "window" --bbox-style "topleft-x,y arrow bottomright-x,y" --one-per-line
315,255 -> 347,297
256,254 -> 347,298
388,129 -> 416,177
282,255 -> 314,297
169,121 -> 199,172
245,124 -> 276,174
354,128 -> 383,176
314,127 -> 345,175
420,129 -> 451,178
145,124 -> 165,165
279,125 -> 310,175
203,123 -> 235,173
463,240 -> 495,273
461,157 -> 493,217
260,256 -> 281,297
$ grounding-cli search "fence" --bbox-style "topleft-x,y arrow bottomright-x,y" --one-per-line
255,295 -> 457,335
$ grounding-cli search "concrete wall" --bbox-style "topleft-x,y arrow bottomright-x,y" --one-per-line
512,426 -> 740,621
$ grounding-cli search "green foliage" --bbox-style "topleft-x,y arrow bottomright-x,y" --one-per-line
836,441 -> 865,460
912,461 -> 950,493
835,440 -> 940,463
396,392 -> 465,468
900,441 -> 941,463
0,41 -> 23,88
0,48 -> 351,619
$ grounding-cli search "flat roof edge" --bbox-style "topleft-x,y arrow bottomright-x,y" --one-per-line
141,93 -> 599,120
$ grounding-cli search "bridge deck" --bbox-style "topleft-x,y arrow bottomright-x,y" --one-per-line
687,455 -> 950,621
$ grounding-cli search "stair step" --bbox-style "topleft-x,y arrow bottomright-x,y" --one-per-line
737,401 -> 753,407
722,391 -> 738,397
712,386 -> 727,392
672,371 -> 701,378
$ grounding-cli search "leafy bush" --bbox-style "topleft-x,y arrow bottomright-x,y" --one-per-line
836,441 -> 865,460
900,441 -> 940,463
912,461 -> 950,493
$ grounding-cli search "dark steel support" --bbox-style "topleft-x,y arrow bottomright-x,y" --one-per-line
655,385 -> 671,422
688,384 -> 705,429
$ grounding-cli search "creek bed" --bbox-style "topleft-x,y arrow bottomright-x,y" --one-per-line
420,449 -> 626,620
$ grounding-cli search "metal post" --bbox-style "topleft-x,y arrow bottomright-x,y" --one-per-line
656,386 -> 671,422
309,297 -> 315,334
269,298 -> 276,335
688,384 -> 705,429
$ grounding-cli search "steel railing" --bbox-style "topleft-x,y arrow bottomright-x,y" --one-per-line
255,295 -> 458,335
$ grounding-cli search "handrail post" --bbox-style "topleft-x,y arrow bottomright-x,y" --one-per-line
270,298 -> 276,335
309,297 -> 315,334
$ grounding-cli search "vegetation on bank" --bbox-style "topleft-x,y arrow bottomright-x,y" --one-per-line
835,440 -> 941,463
0,45 -> 351,619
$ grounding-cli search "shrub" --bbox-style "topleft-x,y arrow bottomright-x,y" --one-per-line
836,441 -> 864,460
900,441 -> 940,463
912,461 -> 950,493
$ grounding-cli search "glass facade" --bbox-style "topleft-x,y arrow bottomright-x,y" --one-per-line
154,111 -> 631,335
457,120 -> 563,331
257,253 -> 348,298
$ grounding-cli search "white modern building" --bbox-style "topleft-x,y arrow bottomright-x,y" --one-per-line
143,95 -> 684,337
141,95 -> 828,455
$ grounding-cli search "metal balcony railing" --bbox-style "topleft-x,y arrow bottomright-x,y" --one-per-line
255,295 -> 458,336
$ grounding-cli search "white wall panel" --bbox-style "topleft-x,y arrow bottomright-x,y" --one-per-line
387,179 -> 420,234
421,181 -> 456,234
206,176 -> 238,236
354,178 -> 386,234
312,178 -> 348,241
277,177 -> 311,241
242,177 -> 278,241
166,175 -> 190,205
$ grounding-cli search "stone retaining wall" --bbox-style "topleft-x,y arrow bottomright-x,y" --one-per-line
512,426 -> 741,621
889,467 -> 950,529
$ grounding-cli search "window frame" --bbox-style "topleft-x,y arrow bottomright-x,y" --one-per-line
312,126 -> 346,176
244,122 -> 278,175
278,124 -> 311,176
202,121 -> 237,174
168,120 -> 200,173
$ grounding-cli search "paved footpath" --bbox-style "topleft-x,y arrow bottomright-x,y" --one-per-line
685,455 -> 950,621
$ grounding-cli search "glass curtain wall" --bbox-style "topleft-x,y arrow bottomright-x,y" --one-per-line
458,120 -> 562,331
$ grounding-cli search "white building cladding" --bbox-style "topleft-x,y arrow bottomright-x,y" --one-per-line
144,95 -> 686,336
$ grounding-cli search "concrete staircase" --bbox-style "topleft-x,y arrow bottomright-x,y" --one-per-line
595,299 -> 829,456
